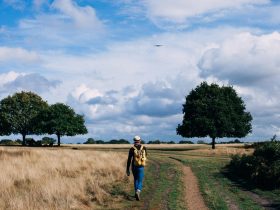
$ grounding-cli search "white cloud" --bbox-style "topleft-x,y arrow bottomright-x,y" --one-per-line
2,24 -> 279,140
51,0 -> 103,30
198,32 -> 280,85
33,0 -> 49,9
0,47 -> 40,64
0,71 -> 24,86
0,72 -> 60,96
141,0 -> 270,28
17,0 -> 104,48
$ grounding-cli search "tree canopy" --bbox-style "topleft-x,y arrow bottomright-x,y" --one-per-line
177,82 -> 252,149
39,103 -> 88,146
0,91 -> 48,145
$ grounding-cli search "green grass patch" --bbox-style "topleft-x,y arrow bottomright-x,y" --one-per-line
179,158 -> 262,210
121,156 -> 186,209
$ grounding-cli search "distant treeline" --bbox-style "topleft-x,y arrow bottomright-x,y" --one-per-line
0,137 -> 246,146
83,138 -> 209,144
217,139 -> 243,144
0,137 -> 56,146
83,138 -> 195,144
83,138 -> 130,144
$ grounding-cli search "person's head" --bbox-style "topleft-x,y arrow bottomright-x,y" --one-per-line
133,135 -> 141,145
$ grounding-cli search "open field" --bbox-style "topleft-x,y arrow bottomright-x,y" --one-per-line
0,143 -> 279,210
0,147 -> 128,210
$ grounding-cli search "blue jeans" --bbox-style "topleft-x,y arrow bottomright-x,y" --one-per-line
132,166 -> 144,191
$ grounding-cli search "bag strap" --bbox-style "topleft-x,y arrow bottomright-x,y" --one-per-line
133,145 -> 143,152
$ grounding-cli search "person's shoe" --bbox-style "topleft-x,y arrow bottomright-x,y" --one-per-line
135,190 -> 140,201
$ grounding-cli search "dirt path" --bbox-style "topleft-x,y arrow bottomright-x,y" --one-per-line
182,165 -> 209,210
121,155 -> 209,210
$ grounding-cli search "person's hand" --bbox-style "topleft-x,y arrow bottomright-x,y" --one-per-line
126,170 -> 130,176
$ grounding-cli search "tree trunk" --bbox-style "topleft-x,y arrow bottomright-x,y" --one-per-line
57,133 -> 61,146
22,133 -> 26,146
211,137 -> 216,149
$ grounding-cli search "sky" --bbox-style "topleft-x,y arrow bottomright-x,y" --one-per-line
0,0 -> 280,143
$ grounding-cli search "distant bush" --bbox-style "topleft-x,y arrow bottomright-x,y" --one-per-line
227,140 -> 280,189
218,139 -> 243,144
108,139 -> 130,144
15,139 -> 23,145
197,140 -> 206,144
84,138 -> 95,144
179,140 -> 194,144
148,140 -> 161,144
147,140 -> 176,144
95,140 -> 105,144
26,138 -> 42,146
41,137 -> 56,146
0,139 -> 21,145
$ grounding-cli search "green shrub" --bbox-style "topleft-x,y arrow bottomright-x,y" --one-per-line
197,140 -> 206,144
228,141 -> 280,189
84,138 -> 95,144
41,137 -> 56,146
0,139 -> 21,145
148,140 -> 161,144
178,140 -> 194,144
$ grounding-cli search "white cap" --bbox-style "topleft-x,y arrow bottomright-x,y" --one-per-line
133,135 -> 141,141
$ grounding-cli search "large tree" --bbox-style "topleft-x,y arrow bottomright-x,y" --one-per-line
177,82 -> 252,149
0,91 -> 48,145
40,103 -> 88,146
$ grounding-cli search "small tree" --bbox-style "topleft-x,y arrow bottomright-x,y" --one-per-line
40,103 -> 88,146
41,137 -> 56,146
84,138 -> 95,144
0,91 -> 48,145
177,82 -> 252,149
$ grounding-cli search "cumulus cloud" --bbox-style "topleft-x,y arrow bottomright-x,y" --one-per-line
65,71 -> 197,140
0,73 -> 60,94
18,0 -> 104,48
142,0 -> 269,28
51,0 -> 103,30
0,47 -> 40,64
127,80 -> 182,117
0,71 -> 25,86
198,32 -> 280,85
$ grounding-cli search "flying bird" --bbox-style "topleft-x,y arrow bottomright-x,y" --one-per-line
154,44 -> 163,47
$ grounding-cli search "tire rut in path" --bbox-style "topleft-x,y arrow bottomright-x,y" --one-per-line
179,163 -> 209,210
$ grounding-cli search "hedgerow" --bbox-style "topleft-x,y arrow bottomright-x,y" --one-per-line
227,140 -> 280,189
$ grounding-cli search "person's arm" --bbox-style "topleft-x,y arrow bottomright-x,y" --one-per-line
126,148 -> 133,176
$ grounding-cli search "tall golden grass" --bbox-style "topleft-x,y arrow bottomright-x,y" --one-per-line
0,147 -> 128,210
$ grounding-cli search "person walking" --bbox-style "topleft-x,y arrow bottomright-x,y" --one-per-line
126,135 -> 147,201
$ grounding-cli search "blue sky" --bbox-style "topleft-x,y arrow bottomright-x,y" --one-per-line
0,0 -> 280,143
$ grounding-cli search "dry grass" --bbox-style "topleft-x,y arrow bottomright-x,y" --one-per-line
186,145 -> 253,157
0,147 -> 128,210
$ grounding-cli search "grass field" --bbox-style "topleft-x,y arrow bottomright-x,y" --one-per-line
1,144 -> 279,210
0,147 -> 128,210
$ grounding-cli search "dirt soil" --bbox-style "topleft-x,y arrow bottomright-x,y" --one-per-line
182,165 -> 209,210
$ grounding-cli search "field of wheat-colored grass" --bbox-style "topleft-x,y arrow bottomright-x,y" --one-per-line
67,143 -> 253,156
0,147 -> 128,210
187,145 -> 253,157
